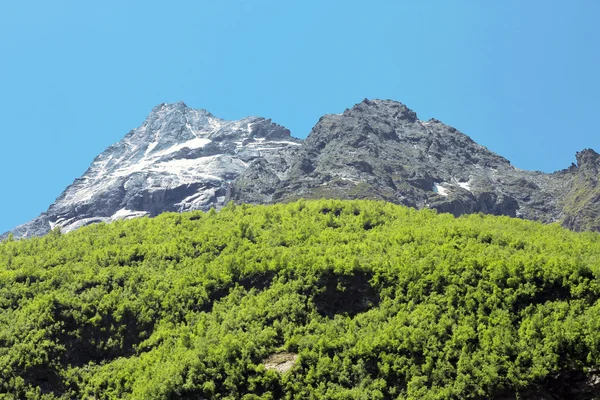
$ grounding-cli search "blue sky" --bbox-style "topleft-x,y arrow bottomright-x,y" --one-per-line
1,1 -> 599,234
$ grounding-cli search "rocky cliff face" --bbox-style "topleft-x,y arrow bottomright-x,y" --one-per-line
5,102 -> 300,238
4,99 -> 599,239
232,99 -> 579,226
561,149 -> 600,232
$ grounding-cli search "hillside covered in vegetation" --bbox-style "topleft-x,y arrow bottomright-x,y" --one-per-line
1,200 -> 600,399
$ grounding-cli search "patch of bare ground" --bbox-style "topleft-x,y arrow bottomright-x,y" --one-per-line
263,353 -> 298,374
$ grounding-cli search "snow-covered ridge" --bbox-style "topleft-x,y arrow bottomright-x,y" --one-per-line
7,102 -> 301,237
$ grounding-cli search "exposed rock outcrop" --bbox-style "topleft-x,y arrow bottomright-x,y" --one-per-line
232,99 -> 588,229
3,102 -> 301,239
4,99 -> 600,239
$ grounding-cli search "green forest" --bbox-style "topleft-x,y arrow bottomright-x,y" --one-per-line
1,200 -> 600,399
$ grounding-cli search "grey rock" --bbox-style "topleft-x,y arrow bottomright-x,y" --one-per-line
4,98 -> 600,240
231,99 -> 599,231
560,149 -> 600,231
3,102 -> 301,239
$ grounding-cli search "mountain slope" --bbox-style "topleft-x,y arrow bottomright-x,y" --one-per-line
232,99 -> 597,231
5,102 -> 300,238
562,149 -> 600,231
4,99 -> 600,238
1,200 -> 600,399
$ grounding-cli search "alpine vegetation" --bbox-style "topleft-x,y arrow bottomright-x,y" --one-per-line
1,200 -> 600,399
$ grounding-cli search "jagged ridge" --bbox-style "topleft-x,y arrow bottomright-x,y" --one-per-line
4,99 -> 600,239
4,102 -> 301,238
232,99 -> 597,231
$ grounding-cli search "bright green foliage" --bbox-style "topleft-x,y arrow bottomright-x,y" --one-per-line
1,200 -> 600,399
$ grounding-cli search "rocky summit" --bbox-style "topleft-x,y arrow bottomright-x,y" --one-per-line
4,102 -> 300,238
232,99 -> 595,228
4,99 -> 600,239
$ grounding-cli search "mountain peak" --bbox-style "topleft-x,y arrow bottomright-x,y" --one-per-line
137,103 -> 223,146
576,148 -> 600,165
575,148 -> 600,176
3,104 -> 301,239
149,101 -> 213,117
5,98 -> 600,240
343,98 -> 418,122
151,101 -> 184,112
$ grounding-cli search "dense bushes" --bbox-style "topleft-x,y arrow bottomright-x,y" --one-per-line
1,200 -> 600,399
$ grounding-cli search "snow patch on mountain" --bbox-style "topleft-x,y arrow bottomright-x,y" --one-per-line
110,209 -> 150,221
433,183 -> 449,196
457,180 -> 471,191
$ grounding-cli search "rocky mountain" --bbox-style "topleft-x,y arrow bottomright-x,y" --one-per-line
4,99 -> 600,239
4,102 -> 300,238
232,99 -> 592,229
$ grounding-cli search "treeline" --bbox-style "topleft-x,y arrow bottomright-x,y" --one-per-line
1,200 -> 600,399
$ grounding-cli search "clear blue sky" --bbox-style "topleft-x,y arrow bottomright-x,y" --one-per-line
1,1 -> 599,234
